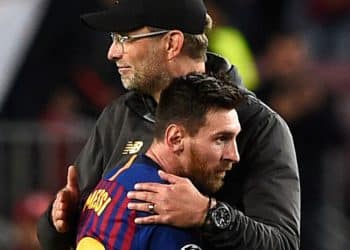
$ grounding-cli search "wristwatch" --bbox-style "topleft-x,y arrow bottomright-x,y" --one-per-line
205,201 -> 233,230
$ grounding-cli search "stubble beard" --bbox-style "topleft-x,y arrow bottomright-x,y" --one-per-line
121,47 -> 171,96
188,145 -> 224,195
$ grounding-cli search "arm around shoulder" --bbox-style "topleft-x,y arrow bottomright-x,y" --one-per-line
37,103 -> 118,249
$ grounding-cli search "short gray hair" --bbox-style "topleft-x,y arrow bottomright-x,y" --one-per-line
182,13 -> 212,60
149,14 -> 213,61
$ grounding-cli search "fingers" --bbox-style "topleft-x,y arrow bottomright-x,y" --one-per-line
158,170 -> 187,184
51,188 -> 76,233
52,191 -> 71,232
134,214 -> 163,224
127,199 -> 166,225
127,202 -> 157,214
54,219 -> 70,233
133,182 -> 165,192
51,165 -> 80,233
56,188 -> 72,203
66,165 -> 79,191
127,190 -> 157,203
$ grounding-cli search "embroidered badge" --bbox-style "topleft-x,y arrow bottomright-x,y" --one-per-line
122,141 -> 144,155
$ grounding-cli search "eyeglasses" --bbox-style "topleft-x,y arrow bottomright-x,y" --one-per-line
110,30 -> 169,53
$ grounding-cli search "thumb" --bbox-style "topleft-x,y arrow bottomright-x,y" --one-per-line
66,165 -> 79,192
158,170 -> 183,184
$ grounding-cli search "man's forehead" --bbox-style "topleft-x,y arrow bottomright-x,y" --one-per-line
113,26 -> 147,35
202,109 -> 240,131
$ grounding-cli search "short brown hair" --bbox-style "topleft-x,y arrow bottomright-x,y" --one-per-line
154,72 -> 243,139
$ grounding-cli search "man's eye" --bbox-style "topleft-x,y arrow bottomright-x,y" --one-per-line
120,37 -> 128,43
216,137 -> 226,143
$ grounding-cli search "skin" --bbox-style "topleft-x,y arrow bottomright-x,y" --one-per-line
128,109 -> 241,227
52,166 -> 79,232
182,109 -> 240,195
51,26 -> 207,232
108,28 -> 171,98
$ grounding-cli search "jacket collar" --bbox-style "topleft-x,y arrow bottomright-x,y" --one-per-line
124,91 -> 157,123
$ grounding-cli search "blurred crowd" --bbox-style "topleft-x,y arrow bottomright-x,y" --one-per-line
0,0 -> 349,249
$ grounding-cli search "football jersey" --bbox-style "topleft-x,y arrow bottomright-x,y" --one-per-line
76,154 -> 203,250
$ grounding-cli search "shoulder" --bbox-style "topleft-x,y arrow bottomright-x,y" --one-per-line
237,91 -> 289,134
98,91 -> 141,119
115,161 -> 163,191
94,91 -> 153,132
236,92 -> 296,164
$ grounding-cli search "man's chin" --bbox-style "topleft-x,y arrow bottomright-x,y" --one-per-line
121,81 -> 132,90
196,180 -> 224,195
209,178 -> 224,194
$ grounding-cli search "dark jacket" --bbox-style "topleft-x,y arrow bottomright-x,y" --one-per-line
37,53 -> 300,250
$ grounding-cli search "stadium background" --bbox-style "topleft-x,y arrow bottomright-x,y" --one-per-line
0,0 -> 349,249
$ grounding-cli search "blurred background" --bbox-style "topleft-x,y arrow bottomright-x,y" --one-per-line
0,0 -> 349,249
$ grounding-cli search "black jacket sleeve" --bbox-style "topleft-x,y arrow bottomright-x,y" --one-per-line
37,203 -> 76,250
202,97 -> 300,250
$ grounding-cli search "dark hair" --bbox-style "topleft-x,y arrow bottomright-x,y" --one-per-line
154,73 -> 243,139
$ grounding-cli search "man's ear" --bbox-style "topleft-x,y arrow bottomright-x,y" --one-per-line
165,124 -> 185,153
164,30 -> 184,60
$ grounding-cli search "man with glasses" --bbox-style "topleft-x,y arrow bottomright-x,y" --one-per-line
38,0 -> 300,249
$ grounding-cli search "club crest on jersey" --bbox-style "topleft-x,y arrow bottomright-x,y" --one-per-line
122,141 -> 143,155
181,244 -> 202,250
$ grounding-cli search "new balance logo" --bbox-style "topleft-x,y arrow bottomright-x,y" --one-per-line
122,141 -> 143,155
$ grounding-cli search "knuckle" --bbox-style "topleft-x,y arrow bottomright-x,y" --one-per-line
164,185 -> 172,194
55,221 -> 63,231
144,204 -> 150,211
163,206 -> 170,213
183,177 -> 191,184
55,211 -> 61,219
57,210 -> 65,219
148,216 -> 157,224
140,192 -> 148,200
163,215 -> 171,224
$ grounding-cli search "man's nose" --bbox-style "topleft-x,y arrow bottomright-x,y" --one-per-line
223,141 -> 240,163
107,42 -> 123,61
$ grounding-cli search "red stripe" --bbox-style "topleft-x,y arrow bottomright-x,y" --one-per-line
110,196 -> 130,249
120,209 -> 137,250
99,182 -> 123,242
76,181 -> 105,242
89,181 -> 111,239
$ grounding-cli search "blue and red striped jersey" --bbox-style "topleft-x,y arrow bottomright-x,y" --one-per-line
76,154 -> 202,250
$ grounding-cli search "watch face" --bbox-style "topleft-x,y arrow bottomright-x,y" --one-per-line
212,203 -> 232,229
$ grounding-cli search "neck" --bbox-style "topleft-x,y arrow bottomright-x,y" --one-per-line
152,56 -> 205,103
145,142 -> 178,175
172,56 -> 206,77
